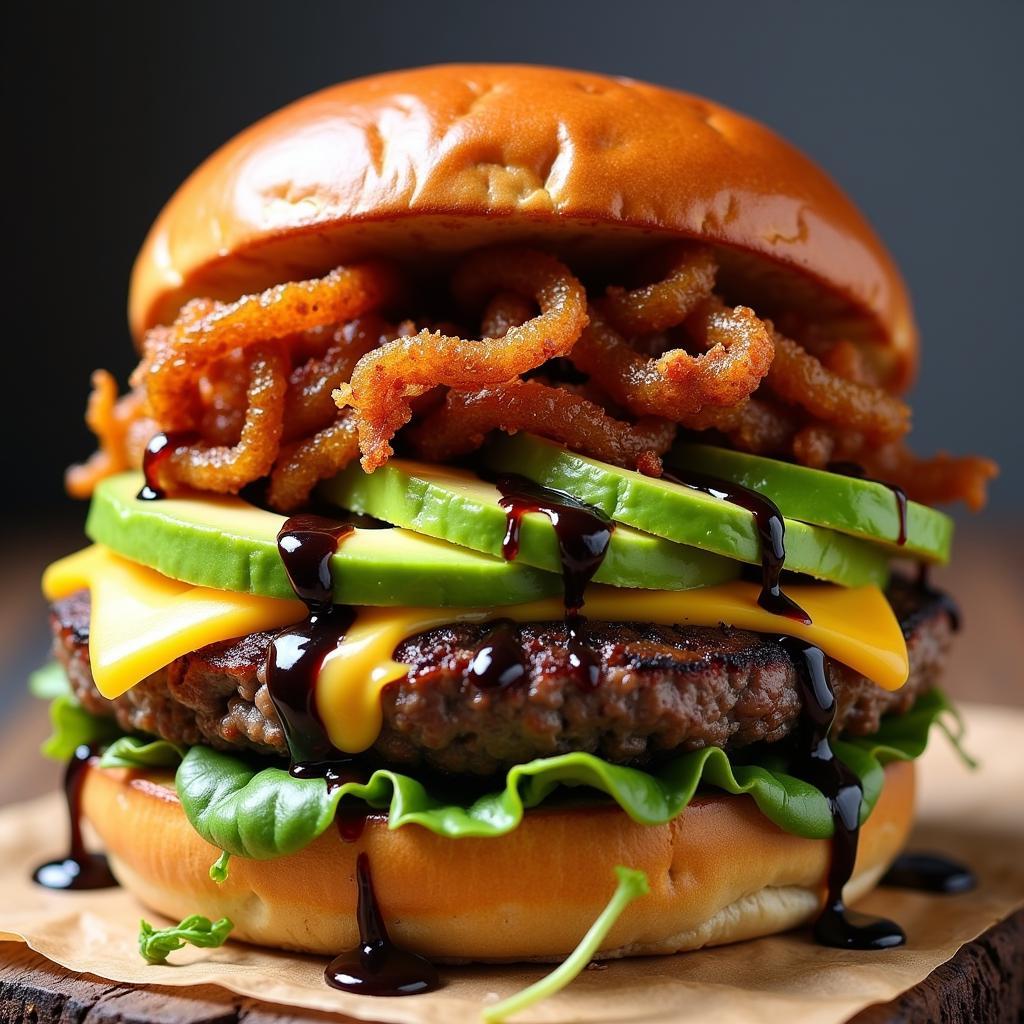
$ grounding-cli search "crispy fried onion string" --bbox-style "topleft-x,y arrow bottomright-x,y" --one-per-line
408,380 -> 675,473
571,300 -> 773,419
600,245 -> 717,335
155,346 -> 289,495
765,326 -> 911,441
66,371 -> 152,498
283,315 -> 391,442
136,262 -> 398,431
267,414 -> 361,513
480,290 -> 536,338
336,247 -> 588,471
859,444 -> 997,512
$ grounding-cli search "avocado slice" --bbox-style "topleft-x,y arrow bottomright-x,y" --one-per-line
484,435 -> 892,588
86,473 -> 561,607
671,442 -> 952,562
320,459 -> 739,591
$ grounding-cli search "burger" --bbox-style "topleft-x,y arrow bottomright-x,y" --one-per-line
33,64 -> 994,1004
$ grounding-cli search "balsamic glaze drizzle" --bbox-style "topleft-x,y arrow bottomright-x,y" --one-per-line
881,852 -> 976,894
496,474 -> 614,688
663,469 -> 811,624
467,619 -> 527,690
827,461 -> 908,547
137,430 -> 199,500
265,515 -> 356,775
781,637 -> 905,949
325,852 -> 441,996
32,744 -> 118,891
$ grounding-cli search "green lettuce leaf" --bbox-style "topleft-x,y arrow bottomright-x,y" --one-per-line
31,662 -> 122,760
29,662 -> 73,699
165,688 -> 954,860
41,695 -> 124,761
99,735 -> 185,770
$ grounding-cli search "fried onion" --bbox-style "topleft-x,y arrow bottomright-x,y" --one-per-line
571,301 -> 773,419
860,443 -> 998,512
159,346 -> 289,494
408,380 -> 675,472
283,315 -> 390,442
337,247 -> 588,470
766,328 -> 911,441
137,262 -> 397,430
267,414 -> 361,512
600,245 -> 717,335
66,371 -> 151,498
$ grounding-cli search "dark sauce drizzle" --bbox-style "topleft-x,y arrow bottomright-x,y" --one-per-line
828,461 -> 908,547
467,619 -> 527,690
32,744 -> 118,891
265,514 -> 356,776
663,469 -> 811,624
266,515 -> 437,990
781,637 -> 905,949
881,852 -> 976,894
325,852 -> 441,996
137,430 -> 199,500
494,475 -> 614,688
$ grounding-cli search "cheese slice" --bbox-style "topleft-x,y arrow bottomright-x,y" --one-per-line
43,546 -> 304,698
43,545 -> 909,754
317,582 -> 908,752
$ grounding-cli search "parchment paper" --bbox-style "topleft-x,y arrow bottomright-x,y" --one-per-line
1,701 -> 1022,1024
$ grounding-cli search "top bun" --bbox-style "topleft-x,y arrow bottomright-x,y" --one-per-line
130,64 -> 917,388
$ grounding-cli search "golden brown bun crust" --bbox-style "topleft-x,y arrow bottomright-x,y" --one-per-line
129,64 -> 916,388
81,759 -> 914,961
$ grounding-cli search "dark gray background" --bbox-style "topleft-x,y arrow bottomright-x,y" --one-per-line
7,0 -> 1020,522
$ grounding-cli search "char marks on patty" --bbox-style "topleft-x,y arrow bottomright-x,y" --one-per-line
51,577 -> 954,776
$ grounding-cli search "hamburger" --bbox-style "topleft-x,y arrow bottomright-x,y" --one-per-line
33,64 -> 994,1001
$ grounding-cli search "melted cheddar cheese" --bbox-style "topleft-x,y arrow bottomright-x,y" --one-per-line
44,544 -> 909,754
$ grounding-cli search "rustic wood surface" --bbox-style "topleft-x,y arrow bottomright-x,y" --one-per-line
0,522 -> 1021,1022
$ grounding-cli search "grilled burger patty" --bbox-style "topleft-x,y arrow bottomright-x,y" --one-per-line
51,578 -> 954,775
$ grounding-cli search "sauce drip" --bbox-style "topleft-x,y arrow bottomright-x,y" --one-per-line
664,469 -> 810,623
32,744 -> 118,891
781,637 -> 905,949
325,852 -> 441,996
881,852 -> 976,894
137,430 -> 199,500
265,515 -> 355,775
496,475 -> 614,687
828,461 -> 908,547
467,619 -> 526,690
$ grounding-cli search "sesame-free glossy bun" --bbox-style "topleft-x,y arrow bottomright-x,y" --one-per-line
129,64 -> 917,388
81,759 -> 914,962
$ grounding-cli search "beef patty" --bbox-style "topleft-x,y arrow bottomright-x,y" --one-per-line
51,577 -> 955,776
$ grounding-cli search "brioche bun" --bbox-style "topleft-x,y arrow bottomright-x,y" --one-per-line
129,64 -> 916,389
81,758 -> 914,962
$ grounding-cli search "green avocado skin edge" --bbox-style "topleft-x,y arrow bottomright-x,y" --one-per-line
484,435 -> 893,588
320,459 -> 739,591
85,473 -> 561,607
672,442 -> 952,562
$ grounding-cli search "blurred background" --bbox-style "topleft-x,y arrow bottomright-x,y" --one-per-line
2,0 -> 1020,795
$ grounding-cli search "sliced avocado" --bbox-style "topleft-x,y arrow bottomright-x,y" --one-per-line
320,460 -> 740,591
671,442 -> 952,562
86,473 -> 560,607
484,435 -> 892,588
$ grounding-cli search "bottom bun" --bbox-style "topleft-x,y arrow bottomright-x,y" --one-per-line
81,759 -> 914,962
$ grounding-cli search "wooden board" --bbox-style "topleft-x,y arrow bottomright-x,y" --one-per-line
0,912 -> 1022,1024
